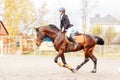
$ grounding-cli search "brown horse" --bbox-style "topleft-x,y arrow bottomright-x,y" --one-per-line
35,24 -> 104,73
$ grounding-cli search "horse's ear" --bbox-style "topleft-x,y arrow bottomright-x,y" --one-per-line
35,28 -> 39,32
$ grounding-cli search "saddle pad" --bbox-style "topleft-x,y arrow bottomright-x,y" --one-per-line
65,35 -> 84,43
75,35 -> 84,43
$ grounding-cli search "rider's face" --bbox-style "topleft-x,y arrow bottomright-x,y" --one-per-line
59,11 -> 63,15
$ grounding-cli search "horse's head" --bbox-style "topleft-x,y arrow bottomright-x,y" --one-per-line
35,24 -> 60,46
35,27 -> 45,46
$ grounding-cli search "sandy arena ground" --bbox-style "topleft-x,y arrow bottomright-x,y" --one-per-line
0,55 -> 120,80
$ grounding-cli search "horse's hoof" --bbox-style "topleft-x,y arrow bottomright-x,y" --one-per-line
91,70 -> 96,73
71,69 -> 77,73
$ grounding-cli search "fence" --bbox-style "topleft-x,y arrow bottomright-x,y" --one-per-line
0,36 -> 35,54
0,36 -> 56,54
1,36 -> 120,56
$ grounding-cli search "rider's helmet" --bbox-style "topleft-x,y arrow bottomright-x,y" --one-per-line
59,7 -> 65,12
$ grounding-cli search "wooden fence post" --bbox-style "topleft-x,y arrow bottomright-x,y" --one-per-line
19,36 -> 23,54
0,36 -> 3,55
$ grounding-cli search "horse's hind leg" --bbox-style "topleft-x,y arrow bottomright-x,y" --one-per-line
85,47 -> 97,73
76,57 -> 89,70
75,49 -> 89,72
75,47 -> 97,73
89,54 -> 97,73
87,47 -> 97,73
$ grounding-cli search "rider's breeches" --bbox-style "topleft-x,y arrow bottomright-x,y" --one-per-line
66,27 -> 77,38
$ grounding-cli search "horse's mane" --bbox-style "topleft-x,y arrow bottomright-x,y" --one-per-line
48,24 -> 60,31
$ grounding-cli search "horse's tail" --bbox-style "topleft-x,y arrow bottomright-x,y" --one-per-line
94,36 -> 104,45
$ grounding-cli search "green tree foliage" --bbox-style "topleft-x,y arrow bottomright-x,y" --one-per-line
105,26 -> 116,44
90,25 -> 103,36
3,0 -> 35,35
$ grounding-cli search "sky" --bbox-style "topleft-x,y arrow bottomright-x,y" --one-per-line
31,0 -> 120,32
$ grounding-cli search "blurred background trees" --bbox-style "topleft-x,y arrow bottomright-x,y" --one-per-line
90,25 -> 103,36
3,0 -> 35,35
1,0 -> 49,36
81,0 -> 98,33
34,1 -> 48,26
104,26 -> 116,44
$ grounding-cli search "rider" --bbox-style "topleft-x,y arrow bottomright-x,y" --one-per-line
59,7 -> 78,49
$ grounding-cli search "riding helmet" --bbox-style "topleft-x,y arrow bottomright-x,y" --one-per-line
59,7 -> 65,12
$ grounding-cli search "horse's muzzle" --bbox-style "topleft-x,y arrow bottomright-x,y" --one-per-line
36,43 -> 40,46
36,41 -> 42,46
35,40 -> 43,47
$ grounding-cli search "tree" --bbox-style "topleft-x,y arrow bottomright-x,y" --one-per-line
0,0 -> 4,17
90,25 -> 103,36
3,0 -> 35,35
105,26 -> 116,44
82,0 -> 87,33
34,1 -> 48,27
81,0 -> 98,33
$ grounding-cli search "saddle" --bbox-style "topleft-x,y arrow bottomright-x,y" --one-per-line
65,34 -> 84,43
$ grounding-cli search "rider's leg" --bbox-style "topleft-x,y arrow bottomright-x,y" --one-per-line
68,36 -> 78,49
66,27 -> 78,49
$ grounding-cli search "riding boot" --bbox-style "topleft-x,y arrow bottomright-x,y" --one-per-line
68,36 -> 78,49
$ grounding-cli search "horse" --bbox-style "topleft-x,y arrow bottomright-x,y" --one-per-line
35,24 -> 104,73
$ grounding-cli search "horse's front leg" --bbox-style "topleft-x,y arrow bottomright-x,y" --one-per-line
54,51 -> 75,72
60,54 -> 67,65
54,50 -> 64,67
61,54 -> 72,70
60,54 -> 74,72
